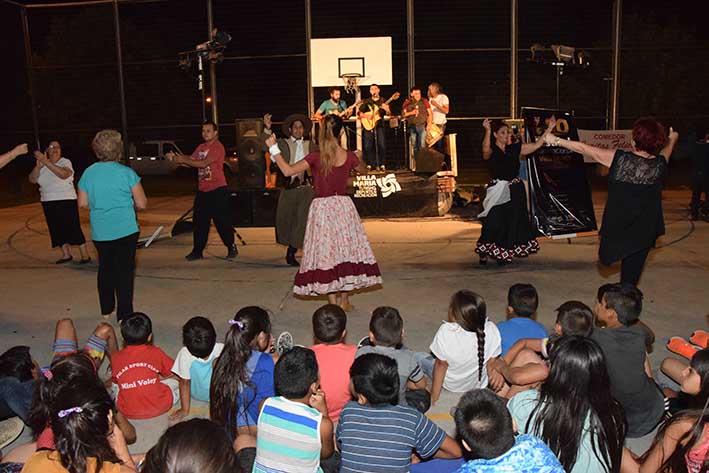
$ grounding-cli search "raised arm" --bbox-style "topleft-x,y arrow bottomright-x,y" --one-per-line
544,133 -> 616,167
659,127 -> 679,162
165,150 -> 217,169
0,143 -> 28,170
265,135 -> 310,177
33,151 -> 72,180
520,116 -> 556,156
482,119 -> 493,160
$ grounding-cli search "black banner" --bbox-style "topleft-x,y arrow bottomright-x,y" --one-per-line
522,107 -> 597,236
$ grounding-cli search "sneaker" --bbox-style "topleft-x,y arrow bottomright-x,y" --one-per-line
691,330 -> 709,349
185,252 -> 203,261
226,244 -> 238,259
667,336 -> 699,360
357,336 -> 373,348
0,417 -> 24,451
276,331 -> 294,356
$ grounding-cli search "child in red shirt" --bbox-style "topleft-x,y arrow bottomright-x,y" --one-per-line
110,312 -> 178,419
309,304 -> 357,422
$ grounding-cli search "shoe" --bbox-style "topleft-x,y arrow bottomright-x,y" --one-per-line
478,255 -> 487,266
379,165 -> 386,171
340,302 -> 355,312
276,331 -> 294,356
226,244 -> 238,259
286,247 -> 300,267
78,257 -> 92,264
667,336 -> 699,360
691,330 -> 709,349
0,416 -> 24,451
101,310 -> 115,320
185,252 -> 203,261
55,256 -> 73,264
357,336 -> 373,348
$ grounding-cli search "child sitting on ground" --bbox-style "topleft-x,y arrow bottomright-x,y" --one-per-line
357,306 -> 428,412
309,304 -> 357,423
253,346 -> 334,472
496,284 -> 547,355
424,290 -> 502,404
210,306 -> 276,441
110,312 -> 178,420
452,389 -> 563,472
487,300 -> 594,398
337,353 -> 461,472
170,316 -> 224,422
592,283 -> 665,455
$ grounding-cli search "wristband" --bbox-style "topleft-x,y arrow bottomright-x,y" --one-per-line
554,136 -> 561,146
268,144 -> 281,162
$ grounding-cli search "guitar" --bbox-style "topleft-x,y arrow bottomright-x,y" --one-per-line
311,100 -> 362,121
360,92 -> 401,131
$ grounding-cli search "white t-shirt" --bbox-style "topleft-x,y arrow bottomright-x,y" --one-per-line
171,342 -> 224,401
37,157 -> 77,202
429,319 -> 501,392
429,94 -> 449,125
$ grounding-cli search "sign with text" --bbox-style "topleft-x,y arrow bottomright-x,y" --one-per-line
522,107 -> 597,237
578,129 -> 632,162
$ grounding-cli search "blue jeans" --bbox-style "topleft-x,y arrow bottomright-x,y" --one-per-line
414,352 -> 435,380
410,124 -> 426,152
0,377 -> 35,422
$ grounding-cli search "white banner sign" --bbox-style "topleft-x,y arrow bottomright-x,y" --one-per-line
577,129 -> 633,162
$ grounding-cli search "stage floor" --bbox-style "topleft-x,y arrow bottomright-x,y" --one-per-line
1,189 -> 707,452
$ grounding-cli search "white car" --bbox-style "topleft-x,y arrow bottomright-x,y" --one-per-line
127,140 -> 183,175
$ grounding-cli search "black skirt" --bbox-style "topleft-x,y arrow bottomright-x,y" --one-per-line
41,199 -> 86,248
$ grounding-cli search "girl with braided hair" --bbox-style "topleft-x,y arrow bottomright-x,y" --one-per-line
427,290 -> 502,404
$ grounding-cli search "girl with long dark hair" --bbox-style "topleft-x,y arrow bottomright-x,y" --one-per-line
507,335 -> 626,473
640,349 -> 709,473
209,306 -> 275,441
427,290 -> 502,404
267,115 -> 381,311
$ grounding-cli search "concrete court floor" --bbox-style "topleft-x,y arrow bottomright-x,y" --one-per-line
1,189 -> 708,454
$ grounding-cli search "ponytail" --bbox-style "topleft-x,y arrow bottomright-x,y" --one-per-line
317,115 -> 344,176
476,328 -> 486,382
448,290 -> 488,384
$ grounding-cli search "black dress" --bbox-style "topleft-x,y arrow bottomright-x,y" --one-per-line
476,143 -> 539,262
599,150 -> 666,266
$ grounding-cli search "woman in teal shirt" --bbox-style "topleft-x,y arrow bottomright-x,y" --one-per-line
78,130 -> 147,321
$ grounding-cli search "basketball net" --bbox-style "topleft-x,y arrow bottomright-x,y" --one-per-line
342,74 -> 361,95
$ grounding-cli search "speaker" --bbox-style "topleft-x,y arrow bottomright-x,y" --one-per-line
230,189 -> 281,227
413,147 -> 444,173
236,119 -> 263,148
237,138 -> 265,189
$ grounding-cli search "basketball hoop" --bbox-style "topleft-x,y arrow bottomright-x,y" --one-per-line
341,73 -> 362,95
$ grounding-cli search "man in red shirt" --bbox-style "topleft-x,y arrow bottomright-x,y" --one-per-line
167,121 -> 236,260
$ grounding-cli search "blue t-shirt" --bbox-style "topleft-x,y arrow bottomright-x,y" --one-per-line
496,317 -> 548,355
77,162 -> 140,241
317,99 -> 347,115
337,401 -> 446,473
235,350 -> 275,428
454,434 -> 564,473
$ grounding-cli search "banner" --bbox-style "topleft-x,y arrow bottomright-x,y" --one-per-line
522,107 -> 598,237
577,129 -> 632,162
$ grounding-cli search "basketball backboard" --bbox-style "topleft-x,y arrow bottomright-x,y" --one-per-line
310,37 -> 393,87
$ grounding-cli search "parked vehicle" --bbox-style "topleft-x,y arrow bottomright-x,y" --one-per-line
128,140 -> 183,175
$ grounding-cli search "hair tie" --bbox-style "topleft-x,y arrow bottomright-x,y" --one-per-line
228,319 -> 245,330
58,407 -> 83,418
40,368 -> 53,380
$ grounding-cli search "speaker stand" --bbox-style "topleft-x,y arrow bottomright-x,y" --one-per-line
171,206 -> 246,246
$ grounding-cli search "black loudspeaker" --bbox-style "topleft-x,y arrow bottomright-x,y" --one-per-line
236,119 -> 263,148
414,147 -> 444,173
237,138 -> 265,189
230,189 -> 281,227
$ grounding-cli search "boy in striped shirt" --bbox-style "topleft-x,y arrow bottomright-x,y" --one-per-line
253,347 -> 334,472
337,353 -> 462,472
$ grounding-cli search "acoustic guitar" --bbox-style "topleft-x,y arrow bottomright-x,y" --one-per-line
360,92 -> 401,131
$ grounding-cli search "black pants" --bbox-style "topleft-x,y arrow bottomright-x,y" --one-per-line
193,186 -> 234,254
93,232 -> 139,318
620,247 -> 651,286
363,126 -> 386,168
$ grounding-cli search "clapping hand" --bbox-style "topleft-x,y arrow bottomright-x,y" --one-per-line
33,150 -> 48,166
545,115 -> 557,132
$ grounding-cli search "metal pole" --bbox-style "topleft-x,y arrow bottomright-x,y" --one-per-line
113,0 -> 129,161
305,0 -> 313,117
556,66 -> 561,110
610,0 -> 622,129
207,0 -> 218,124
510,0 -> 518,118
406,0 -> 415,91
21,7 -> 40,149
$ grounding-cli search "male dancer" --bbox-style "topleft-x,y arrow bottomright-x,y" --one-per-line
402,86 -> 432,152
358,84 -> 390,170
262,113 -> 315,266
166,121 -> 236,260
428,83 -> 449,152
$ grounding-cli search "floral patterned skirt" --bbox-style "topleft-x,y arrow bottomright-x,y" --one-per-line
294,196 -> 382,296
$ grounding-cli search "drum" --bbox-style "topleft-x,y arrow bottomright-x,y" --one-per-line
426,123 -> 444,147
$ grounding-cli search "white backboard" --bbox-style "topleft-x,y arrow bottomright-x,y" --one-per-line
310,37 -> 393,87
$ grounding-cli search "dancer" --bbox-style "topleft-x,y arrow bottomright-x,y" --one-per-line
262,112 -> 315,266
166,121 -> 236,261
0,143 -> 27,170
545,117 -> 678,285
29,141 -> 91,264
476,118 -> 555,265
267,115 -> 381,311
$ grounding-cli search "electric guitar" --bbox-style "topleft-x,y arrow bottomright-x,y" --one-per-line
360,92 -> 401,131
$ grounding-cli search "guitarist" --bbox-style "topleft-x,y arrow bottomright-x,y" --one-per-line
358,84 -> 395,171
313,87 -> 354,148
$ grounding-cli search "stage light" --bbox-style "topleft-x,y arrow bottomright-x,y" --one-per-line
205,96 -> 212,103
551,44 -> 575,64
576,50 -> 591,67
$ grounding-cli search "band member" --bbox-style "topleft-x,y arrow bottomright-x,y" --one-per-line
402,86 -> 432,152
313,87 -> 352,120
262,112 -> 316,266
166,121 -> 236,261
358,84 -> 390,170
428,83 -> 449,152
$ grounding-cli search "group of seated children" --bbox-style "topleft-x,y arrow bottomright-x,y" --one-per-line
2,282 -> 709,473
